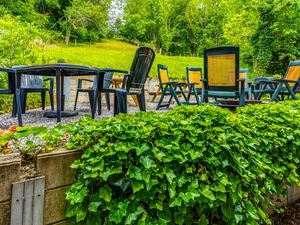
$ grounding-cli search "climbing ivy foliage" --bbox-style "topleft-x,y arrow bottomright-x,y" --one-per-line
65,101 -> 300,224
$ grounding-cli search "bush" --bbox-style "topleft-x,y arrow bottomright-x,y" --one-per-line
65,102 -> 300,224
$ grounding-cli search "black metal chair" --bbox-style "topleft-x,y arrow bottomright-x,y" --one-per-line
0,68 -> 17,116
74,72 -> 113,113
103,47 -> 155,115
203,46 -> 245,107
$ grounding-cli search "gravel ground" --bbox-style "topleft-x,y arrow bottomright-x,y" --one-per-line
0,99 -> 172,129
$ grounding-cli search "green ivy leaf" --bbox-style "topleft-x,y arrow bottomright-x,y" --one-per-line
198,214 -> 209,225
201,186 -> 216,201
131,180 -> 144,193
129,166 -> 143,180
88,201 -> 101,212
125,206 -> 144,224
99,185 -> 112,202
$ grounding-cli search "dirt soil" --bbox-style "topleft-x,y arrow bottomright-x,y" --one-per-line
270,200 -> 300,225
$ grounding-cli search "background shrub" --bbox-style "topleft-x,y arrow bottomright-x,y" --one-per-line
65,102 -> 300,224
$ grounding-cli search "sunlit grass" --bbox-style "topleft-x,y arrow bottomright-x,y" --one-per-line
35,39 -> 203,78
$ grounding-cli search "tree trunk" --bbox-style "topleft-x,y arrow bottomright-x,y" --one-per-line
65,26 -> 71,45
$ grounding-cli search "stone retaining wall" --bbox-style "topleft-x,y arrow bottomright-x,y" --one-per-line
0,149 -> 82,225
1,147 -> 299,224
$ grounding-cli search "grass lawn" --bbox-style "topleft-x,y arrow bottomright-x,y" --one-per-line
35,39 -> 203,78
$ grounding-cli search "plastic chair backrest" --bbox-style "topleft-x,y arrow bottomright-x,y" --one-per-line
204,46 -> 239,93
285,60 -> 300,88
12,65 -> 44,89
240,69 -> 249,91
126,47 -> 155,91
187,67 -> 202,89
94,72 -> 114,89
0,70 -> 15,93
158,64 -> 169,89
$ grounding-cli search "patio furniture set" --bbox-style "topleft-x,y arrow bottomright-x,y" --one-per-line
155,46 -> 300,109
0,46 -> 299,126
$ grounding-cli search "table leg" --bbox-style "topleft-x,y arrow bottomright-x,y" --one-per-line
92,72 -> 103,118
56,70 -> 61,122
15,72 -> 23,126
61,74 -> 65,111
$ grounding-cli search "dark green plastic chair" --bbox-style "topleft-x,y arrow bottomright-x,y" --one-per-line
186,66 -> 202,105
203,46 -> 245,106
74,72 -> 113,113
0,68 -> 17,116
253,60 -> 300,101
111,46 -> 156,115
239,69 -> 252,100
156,64 -> 188,109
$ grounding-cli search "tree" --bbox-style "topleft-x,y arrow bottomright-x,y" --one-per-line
0,12 -> 48,67
251,0 -> 300,75
63,0 -> 111,44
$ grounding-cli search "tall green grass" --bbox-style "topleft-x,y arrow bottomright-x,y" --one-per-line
35,39 -> 203,78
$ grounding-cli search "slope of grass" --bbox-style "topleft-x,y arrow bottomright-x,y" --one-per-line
36,39 -> 203,78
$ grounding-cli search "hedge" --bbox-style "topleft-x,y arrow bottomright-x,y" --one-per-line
62,101 -> 300,225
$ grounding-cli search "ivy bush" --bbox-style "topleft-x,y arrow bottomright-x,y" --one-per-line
65,102 -> 300,224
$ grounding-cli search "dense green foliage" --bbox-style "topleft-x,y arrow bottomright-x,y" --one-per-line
0,0 -> 299,75
64,101 -> 300,224
121,0 -> 300,75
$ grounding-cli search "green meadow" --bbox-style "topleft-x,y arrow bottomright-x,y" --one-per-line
36,39 -> 203,78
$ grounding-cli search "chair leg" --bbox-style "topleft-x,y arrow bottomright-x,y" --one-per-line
194,88 -> 201,105
156,87 -> 168,110
105,92 -> 110,111
21,90 -> 27,114
116,92 -> 127,114
41,91 -> 46,110
88,91 -> 94,113
113,92 -> 118,116
49,89 -> 54,111
12,94 -> 17,117
97,92 -> 102,115
137,93 -> 146,111
74,90 -> 79,111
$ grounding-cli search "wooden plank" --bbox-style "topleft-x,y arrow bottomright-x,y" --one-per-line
32,177 -> 45,225
23,179 -> 34,225
10,181 -> 24,225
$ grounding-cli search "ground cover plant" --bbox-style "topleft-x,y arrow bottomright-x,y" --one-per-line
63,101 -> 300,224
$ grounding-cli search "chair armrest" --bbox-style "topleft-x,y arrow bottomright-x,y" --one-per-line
162,81 -> 178,85
187,82 -> 199,86
237,78 -> 245,82
77,78 -> 94,89
274,79 -> 298,83
43,78 -> 54,90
